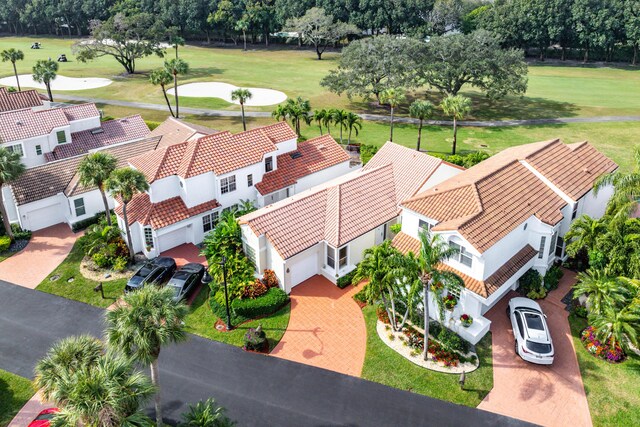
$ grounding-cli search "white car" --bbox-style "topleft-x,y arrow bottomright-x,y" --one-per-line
507,297 -> 554,365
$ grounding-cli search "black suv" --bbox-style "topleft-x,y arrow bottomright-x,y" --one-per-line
124,257 -> 176,293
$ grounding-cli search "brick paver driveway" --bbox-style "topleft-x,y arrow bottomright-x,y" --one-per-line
478,269 -> 592,427
0,224 -> 77,288
160,243 -> 207,267
270,275 -> 367,377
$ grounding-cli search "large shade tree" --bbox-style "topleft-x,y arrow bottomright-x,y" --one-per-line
32,59 -> 58,102
440,95 -> 471,155
77,152 -> 118,226
106,286 -> 189,427
164,58 -> 189,119
1,48 -> 24,90
0,147 -> 25,241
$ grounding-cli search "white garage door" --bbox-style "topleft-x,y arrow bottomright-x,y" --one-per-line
288,248 -> 319,291
157,227 -> 187,252
25,204 -> 65,231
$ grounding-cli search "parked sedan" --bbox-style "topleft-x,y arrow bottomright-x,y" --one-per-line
125,257 -> 176,293
507,297 -> 554,365
166,263 -> 206,302
28,408 -> 59,427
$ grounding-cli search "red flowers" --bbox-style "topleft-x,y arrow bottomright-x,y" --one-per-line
580,326 -> 625,363
443,294 -> 457,310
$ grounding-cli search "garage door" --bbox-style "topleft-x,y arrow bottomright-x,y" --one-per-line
157,227 -> 187,252
25,204 -> 65,231
288,248 -> 319,291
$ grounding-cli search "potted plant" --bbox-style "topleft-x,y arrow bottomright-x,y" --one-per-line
443,294 -> 457,311
460,314 -> 473,327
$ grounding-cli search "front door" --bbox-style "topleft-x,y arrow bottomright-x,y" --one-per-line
374,224 -> 385,245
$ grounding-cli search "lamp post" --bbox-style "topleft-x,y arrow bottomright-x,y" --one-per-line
220,256 -> 232,330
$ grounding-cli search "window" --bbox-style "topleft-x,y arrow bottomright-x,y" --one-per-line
245,243 -> 256,268
571,203 -> 579,220
515,313 -> 525,338
202,212 -> 219,233
6,144 -> 23,157
450,241 -> 473,268
338,246 -> 348,269
538,236 -> 547,259
247,174 -> 253,187
555,236 -> 565,258
418,219 -> 430,231
327,246 -> 336,269
549,232 -> 558,256
35,145 -> 42,156
144,227 -> 153,247
222,204 -> 238,214
56,130 -> 66,144
73,198 -> 85,216
220,175 -> 236,194
265,156 -> 273,172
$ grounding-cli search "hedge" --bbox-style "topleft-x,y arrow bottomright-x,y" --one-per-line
144,120 -> 161,131
0,235 -> 10,252
231,287 -> 289,319
337,268 -> 357,289
71,212 -> 115,232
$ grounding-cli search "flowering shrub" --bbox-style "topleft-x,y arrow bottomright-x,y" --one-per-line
428,340 -> 460,367
262,269 -> 279,288
376,307 -> 390,324
243,325 -> 267,352
460,314 -> 473,327
242,279 -> 268,299
443,294 -> 457,310
430,281 -> 444,293
580,326 -> 625,363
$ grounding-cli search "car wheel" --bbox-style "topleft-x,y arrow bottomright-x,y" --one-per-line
506,305 -> 510,318
514,340 -> 519,356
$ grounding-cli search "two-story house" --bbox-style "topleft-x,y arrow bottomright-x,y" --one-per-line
118,122 -> 353,257
393,139 -> 617,344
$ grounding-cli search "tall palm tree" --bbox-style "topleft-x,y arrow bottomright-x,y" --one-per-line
106,286 -> 189,427
271,104 -> 288,122
231,88 -> 252,131
323,108 -> 337,135
1,48 -> 24,90
150,69 -> 175,117
164,58 -> 189,118
0,147 -> 25,241
331,109 -> 348,144
78,152 -> 118,226
440,95 -> 471,155
344,112 -> 362,147
34,335 -> 154,427
564,215 -> 607,257
313,109 -> 327,135
409,100 -> 434,152
288,97 -> 311,136
574,269 -> 626,315
32,59 -> 58,102
417,230 -> 463,361
594,146 -> 640,219
590,302 -> 640,352
105,168 -> 149,260
379,88 -> 406,142
235,19 -> 249,51
179,398 -> 235,427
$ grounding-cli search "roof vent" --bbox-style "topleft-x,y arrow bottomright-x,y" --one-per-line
90,128 -> 104,135
318,144 -> 326,150
15,120 -> 22,126
290,151 -> 302,159
582,167 -> 591,174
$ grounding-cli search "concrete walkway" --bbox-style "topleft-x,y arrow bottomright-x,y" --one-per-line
478,269 -> 592,427
270,276 -> 367,377
0,224 -> 77,288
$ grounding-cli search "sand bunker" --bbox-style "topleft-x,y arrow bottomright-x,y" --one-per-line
0,74 -> 113,91
167,82 -> 287,106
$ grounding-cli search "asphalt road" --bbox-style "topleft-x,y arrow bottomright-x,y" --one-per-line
0,281 -> 536,426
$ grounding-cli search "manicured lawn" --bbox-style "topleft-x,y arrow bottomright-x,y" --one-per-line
184,286 -> 291,351
569,315 -> 640,427
36,242 -> 125,308
360,305 -> 493,407
0,369 -> 33,427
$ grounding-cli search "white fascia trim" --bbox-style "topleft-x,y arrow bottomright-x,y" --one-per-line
519,160 -> 575,205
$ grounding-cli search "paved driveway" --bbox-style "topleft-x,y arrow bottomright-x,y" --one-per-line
160,243 -> 207,267
478,269 -> 591,427
270,275 -> 367,377
0,224 -> 77,288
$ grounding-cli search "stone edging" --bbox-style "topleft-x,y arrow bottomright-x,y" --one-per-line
376,320 -> 478,374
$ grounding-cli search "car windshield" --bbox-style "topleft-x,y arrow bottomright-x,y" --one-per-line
35,413 -> 56,420
136,265 -> 153,277
526,340 -> 552,354
524,312 -> 545,330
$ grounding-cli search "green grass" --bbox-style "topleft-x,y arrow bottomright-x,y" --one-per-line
569,315 -> 640,427
184,287 -> 290,351
360,305 -> 493,407
0,369 -> 33,427
36,241 -> 125,308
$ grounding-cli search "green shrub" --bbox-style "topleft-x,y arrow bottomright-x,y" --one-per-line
72,212 -> 110,232
0,235 -> 10,252
437,327 -> 470,354
390,223 -> 402,234
527,286 -> 547,300
353,287 -> 368,304
518,268 -> 542,295
337,268 -> 358,289
573,305 -> 588,318
231,287 -> 288,319
243,325 -> 267,352
360,144 -> 379,164
10,224 -> 31,240
543,265 -> 563,291
144,120 -> 161,130
92,252 -> 111,268
430,151 -> 490,168
112,256 -> 128,272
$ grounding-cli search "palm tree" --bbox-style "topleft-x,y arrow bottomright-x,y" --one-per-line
106,286 -> 189,427
105,168 -> 149,260
409,100 -> 434,152
150,69 -> 175,117
34,335 -> 154,427
417,230 -> 463,360
1,48 -> 24,91
179,398 -> 236,427
271,104 -> 288,122
379,88 -> 406,142
440,95 -> 471,155
344,112 -> 362,147
313,109 -> 327,135
564,215 -> 607,257
594,146 -> 640,219
0,147 -> 25,241
164,58 -> 189,118
231,88 -> 252,131
235,19 -> 249,51
78,152 -> 118,226
32,59 -> 58,102
287,97 -> 311,136
574,269 -> 626,315
323,108 -> 337,135
590,302 -> 640,352
331,109 -> 348,144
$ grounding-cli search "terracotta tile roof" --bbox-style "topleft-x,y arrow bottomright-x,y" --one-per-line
0,107 -> 68,142
131,122 -> 297,182
44,115 -> 149,162
114,193 -> 220,229
0,87 -> 43,112
61,103 -> 100,121
149,117 -> 218,148
255,134 -> 350,195
391,232 -> 422,255
241,143 -> 445,259
10,137 -> 161,205
403,140 -> 614,253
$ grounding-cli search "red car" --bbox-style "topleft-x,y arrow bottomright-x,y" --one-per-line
28,408 -> 59,427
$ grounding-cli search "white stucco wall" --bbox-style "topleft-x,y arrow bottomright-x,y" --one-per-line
183,173 -> 216,208
418,163 -> 464,192
67,190 -> 113,226
274,138 -> 297,156
216,164 -> 263,208
582,185 -> 613,219
16,194 -> 69,231
2,134 -> 50,168
68,116 -> 100,133
2,186 -> 19,223
295,161 -> 353,193
149,176 -> 181,204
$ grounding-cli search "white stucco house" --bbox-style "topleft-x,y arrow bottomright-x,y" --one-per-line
392,139 -> 617,344
117,121 -> 354,257
238,142 -> 463,293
